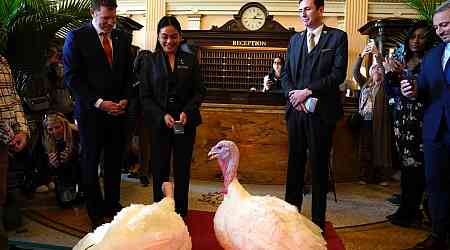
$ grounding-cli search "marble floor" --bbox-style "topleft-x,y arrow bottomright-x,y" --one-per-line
7,177 -> 430,250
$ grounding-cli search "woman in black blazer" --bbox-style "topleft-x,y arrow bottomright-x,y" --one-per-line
135,16 -> 206,216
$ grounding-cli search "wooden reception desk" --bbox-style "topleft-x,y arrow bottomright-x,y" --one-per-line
190,100 -> 360,185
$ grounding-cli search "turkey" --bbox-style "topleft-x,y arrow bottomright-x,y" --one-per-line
73,182 -> 191,250
208,140 -> 326,250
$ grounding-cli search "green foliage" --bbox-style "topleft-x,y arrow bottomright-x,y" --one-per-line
406,0 -> 445,24
0,0 -> 91,73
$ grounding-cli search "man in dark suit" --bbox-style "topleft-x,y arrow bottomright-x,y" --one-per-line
401,2 -> 450,249
63,0 -> 133,228
281,0 -> 347,230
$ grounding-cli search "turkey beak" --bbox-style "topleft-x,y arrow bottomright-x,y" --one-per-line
208,147 -> 218,160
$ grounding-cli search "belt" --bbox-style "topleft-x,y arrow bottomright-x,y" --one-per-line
168,97 -> 177,103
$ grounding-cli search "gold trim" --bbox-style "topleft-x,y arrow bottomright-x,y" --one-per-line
202,46 -> 287,51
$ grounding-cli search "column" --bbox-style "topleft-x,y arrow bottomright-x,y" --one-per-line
145,0 -> 166,50
344,0 -> 369,84
187,14 -> 202,30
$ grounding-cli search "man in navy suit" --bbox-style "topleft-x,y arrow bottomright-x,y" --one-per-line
401,2 -> 450,249
63,0 -> 133,229
281,0 -> 347,230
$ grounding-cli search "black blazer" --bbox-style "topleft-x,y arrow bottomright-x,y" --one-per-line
281,25 -> 348,124
63,23 -> 133,118
135,50 -> 206,129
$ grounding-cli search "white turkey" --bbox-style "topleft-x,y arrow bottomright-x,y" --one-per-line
73,182 -> 191,250
208,140 -> 326,250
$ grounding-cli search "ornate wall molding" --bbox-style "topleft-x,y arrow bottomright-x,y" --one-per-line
117,0 -> 418,21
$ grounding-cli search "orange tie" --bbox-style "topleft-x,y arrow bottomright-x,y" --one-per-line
101,32 -> 112,65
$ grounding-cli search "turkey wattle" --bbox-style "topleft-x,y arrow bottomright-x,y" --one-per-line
208,140 -> 326,250
73,182 -> 191,250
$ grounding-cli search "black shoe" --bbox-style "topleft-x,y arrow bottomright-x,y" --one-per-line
139,176 -> 149,187
90,216 -> 105,231
407,235 -> 448,250
386,195 -> 401,206
390,216 -> 422,228
105,203 -> 123,218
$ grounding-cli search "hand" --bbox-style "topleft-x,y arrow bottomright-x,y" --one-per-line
179,112 -> 188,126
9,133 -> 27,152
289,89 -> 312,109
294,102 -> 309,113
100,100 -> 124,116
361,44 -> 372,57
118,99 -> 128,110
48,153 -> 60,168
400,79 -> 416,98
384,58 -> 403,73
164,114 -> 175,128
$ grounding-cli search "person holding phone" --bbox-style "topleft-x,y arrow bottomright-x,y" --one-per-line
263,57 -> 284,93
352,43 -> 392,186
384,21 -> 436,228
136,16 -> 206,217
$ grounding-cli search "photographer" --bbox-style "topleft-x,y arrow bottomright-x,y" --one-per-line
352,43 -> 392,186
42,112 -> 82,207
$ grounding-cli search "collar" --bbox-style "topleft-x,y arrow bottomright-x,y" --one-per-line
307,24 -> 324,37
91,20 -> 114,36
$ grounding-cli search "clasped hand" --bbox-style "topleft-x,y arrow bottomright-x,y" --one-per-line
164,112 -> 188,128
289,89 -> 312,112
100,99 -> 128,116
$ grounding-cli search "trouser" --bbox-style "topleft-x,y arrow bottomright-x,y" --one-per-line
424,121 -> 450,240
398,166 -> 425,219
150,124 -> 196,217
0,145 -> 9,249
285,111 -> 334,229
78,111 -> 125,221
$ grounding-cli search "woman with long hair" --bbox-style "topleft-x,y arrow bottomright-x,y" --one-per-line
263,57 -> 284,93
135,16 -> 206,217
353,44 -> 392,186
385,21 -> 437,227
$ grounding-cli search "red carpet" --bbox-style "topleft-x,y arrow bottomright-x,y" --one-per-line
185,210 -> 345,250
25,208 -> 345,250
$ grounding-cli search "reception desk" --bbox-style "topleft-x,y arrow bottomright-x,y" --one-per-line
190,100 -> 359,185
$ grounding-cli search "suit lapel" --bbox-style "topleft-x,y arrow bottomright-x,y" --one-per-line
433,43 -> 446,82
293,31 -> 305,81
310,25 -> 331,69
87,23 -> 112,70
111,29 -> 120,70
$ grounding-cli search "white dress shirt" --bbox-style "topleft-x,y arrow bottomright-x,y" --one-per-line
442,42 -> 450,71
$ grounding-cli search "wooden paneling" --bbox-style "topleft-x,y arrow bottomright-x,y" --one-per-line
190,102 -> 360,185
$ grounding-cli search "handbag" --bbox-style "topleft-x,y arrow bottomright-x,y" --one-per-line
347,111 -> 363,131
23,94 -> 51,112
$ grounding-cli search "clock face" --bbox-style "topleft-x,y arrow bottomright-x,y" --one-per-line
241,6 -> 266,31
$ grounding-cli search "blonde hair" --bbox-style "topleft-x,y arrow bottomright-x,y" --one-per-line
42,112 -> 77,154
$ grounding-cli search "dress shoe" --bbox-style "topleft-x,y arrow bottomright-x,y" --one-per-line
408,235 -> 448,250
105,203 -> 123,218
90,216 -> 105,231
390,216 -> 422,228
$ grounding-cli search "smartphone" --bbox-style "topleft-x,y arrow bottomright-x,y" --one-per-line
173,121 -> 185,135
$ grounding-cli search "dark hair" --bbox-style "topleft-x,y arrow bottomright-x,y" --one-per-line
403,20 -> 436,64
91,0 -> 117,11
435,1 -> 450,15
299,0 -> 324,8
155,16 -> 182,52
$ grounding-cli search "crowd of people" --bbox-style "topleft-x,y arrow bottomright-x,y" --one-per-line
1,0 -> 450,249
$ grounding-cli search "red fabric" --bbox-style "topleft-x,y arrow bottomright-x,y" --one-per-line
185,210 -> 345,250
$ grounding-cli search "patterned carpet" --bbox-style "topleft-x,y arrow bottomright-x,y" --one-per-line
11,179 -> 398,249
